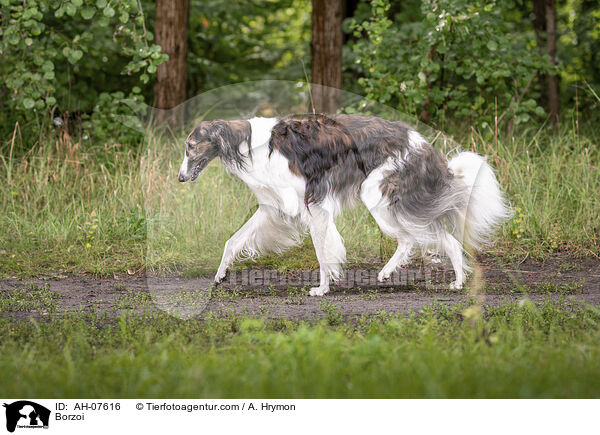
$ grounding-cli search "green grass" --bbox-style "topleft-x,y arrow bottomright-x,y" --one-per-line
0,122 -> 598,277
0,141 -> 146,276
113,286 -> 153,310
0,284 -> 59,312
479,281 -> 585,295
0,300 -> 599,398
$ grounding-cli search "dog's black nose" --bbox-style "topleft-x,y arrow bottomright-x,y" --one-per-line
178,174 -> 186,182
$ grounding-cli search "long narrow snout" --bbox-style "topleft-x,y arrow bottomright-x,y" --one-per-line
178,154 -> 190,182
179,123 -> 221,182
178,153 -> 209,182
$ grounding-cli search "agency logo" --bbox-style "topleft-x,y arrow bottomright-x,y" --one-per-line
3,401 -> 50,433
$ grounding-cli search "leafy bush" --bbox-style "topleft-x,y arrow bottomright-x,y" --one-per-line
0,0 -> 166,146
348,0 -> 551,127
558,0 -> 600,115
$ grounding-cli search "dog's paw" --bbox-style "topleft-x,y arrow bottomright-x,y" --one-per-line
214,268 -> 227,284
377,267 -> 393,282
449,280 -> 463,290
309,286 -> 329,297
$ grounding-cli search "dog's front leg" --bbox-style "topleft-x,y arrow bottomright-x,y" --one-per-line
307,206 -> 346,296
215,208 -> 266,283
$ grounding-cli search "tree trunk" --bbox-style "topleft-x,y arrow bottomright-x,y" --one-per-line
154,0 -> 189,126
311,0 -> 343,114
533,0 -> 547,108
419,46 -> 437,123
545,0 -> 559,125
534,0 -> 559,125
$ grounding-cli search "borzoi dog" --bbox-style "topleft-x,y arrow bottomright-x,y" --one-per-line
178,114 -> 510,296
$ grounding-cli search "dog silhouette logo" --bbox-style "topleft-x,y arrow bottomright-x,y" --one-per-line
3,401 -> 50,433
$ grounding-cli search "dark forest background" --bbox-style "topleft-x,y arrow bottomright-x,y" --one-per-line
1,0 -> 599,150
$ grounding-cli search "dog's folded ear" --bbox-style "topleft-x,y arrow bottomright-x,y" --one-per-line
209,120 -> 252,168
209,120 -> 251,149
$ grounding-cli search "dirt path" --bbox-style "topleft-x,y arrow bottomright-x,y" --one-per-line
1,254 -> 599,321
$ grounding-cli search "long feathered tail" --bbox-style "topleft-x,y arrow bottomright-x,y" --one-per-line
448,152 -> 512,251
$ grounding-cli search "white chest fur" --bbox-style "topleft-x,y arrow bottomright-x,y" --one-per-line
225,117 -> 306,217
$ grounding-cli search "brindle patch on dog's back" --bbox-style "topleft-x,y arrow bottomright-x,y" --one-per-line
269,114 -> 423,208
270,115 -> 362,206
270,115 -> 355,173
331,114 -> 412,170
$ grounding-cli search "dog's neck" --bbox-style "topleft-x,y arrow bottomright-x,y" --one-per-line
246,117 -> 278,155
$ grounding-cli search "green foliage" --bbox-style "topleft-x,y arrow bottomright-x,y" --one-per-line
0,0 -> 311,147
1,300 -> 600,397
0,0 -> 166,146
187,0 -> 311,94
348,0 -> 551,126
557,0 -> 600,113
83,89 -> 147,145
0,284 -> 58,312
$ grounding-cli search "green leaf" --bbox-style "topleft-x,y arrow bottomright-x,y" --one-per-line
517,113 -> 530,123
96,17 -> 110,27
486,40 -> 498,51
65,2 -> 77,16
23,98 -> 35,109
71,49 -> 83,62
81,7 -> 96,20
103,6 -> 115,17
96,0 -> 107,8
42,61 -> 54,72
7,34 -> 20,45
31,23 -> 43,36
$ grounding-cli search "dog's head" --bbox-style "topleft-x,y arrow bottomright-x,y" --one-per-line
178,120 -> 251,182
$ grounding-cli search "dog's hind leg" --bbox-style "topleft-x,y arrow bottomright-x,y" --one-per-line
214,208 -> 267,283
440,230 -> 468,290
377,235 -> 414,282
306,204 -> 346,296
367,205 -> 414,282
360,164 -> 414,282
